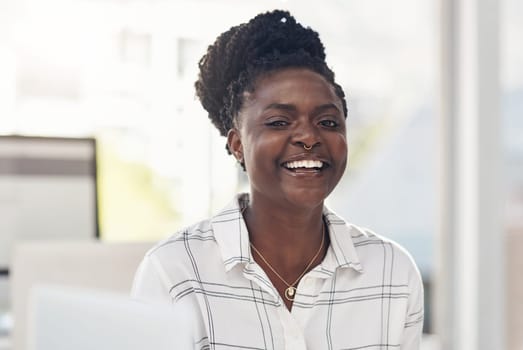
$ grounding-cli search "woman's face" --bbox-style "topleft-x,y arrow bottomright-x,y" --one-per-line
228,68 -> 347,209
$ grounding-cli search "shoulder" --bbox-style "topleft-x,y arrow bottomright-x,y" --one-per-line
354,224 -> 419,270
139,194 -> 246,278
352,225 -> 416,262
324,207 -> 420,278
144,218 -> 217,265
348,224 -> 423,290
134,217 -> 227,294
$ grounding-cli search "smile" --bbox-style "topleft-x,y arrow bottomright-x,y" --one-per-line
282,160 -> 326,172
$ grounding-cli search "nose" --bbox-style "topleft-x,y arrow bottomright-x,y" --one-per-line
292,120 -> 320,150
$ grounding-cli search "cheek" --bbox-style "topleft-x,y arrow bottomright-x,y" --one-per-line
331,135 -> 348,175
244,133 -> 285,164
333,134 -> 348,158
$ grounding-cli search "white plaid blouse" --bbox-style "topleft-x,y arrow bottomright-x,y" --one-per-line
132,194 -> 424,350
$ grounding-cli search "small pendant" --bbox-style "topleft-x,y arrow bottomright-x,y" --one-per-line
284,286 -> 296,301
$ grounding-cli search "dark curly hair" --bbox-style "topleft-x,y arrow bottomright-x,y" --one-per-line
195,9 -> 348,152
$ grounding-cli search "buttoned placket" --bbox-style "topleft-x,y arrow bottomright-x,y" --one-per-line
243,260 -> 330,350
243,260 -> 304,350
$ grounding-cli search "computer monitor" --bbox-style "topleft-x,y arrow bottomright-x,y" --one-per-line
0,135 -> 98,328
0,135 -> 99,274
28,286 -> 190,350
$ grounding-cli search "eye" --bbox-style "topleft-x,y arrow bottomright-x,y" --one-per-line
319,119 -> 339,128
265,119 -> 290,127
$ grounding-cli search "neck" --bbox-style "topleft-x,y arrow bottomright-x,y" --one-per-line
243,194 -> 326,271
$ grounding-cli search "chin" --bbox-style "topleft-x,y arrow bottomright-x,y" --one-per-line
283,188 -> 330,209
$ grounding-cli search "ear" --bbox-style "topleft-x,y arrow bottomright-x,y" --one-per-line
227,128 -> 243,163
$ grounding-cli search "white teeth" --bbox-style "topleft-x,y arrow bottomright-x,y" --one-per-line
284,160 -> 324,169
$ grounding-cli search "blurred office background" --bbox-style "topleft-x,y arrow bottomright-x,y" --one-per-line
0,0 -> 521,349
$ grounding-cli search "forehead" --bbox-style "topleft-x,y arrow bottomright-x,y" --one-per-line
242,68 -> 341,111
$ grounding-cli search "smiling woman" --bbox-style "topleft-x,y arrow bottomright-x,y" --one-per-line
132,10 -> 424,350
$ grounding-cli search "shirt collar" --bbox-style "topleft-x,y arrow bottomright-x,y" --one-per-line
320,206 -> 364,274
211,193 -> 252,272
211,193 -> 363,274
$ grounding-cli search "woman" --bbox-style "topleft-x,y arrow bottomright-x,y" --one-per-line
132,10 -> 424,350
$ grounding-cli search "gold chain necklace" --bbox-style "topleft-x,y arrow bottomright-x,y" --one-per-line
249,223 -> 325,301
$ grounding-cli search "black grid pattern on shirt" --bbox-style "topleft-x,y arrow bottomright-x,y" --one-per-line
147,201 -> 423,350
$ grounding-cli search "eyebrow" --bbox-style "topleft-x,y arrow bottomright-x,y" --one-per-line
263,103 -> 297,112
263,103 -> 341,113
313,103 -> 342,114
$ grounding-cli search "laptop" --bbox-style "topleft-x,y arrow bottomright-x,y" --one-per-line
28,285 -> 192,350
